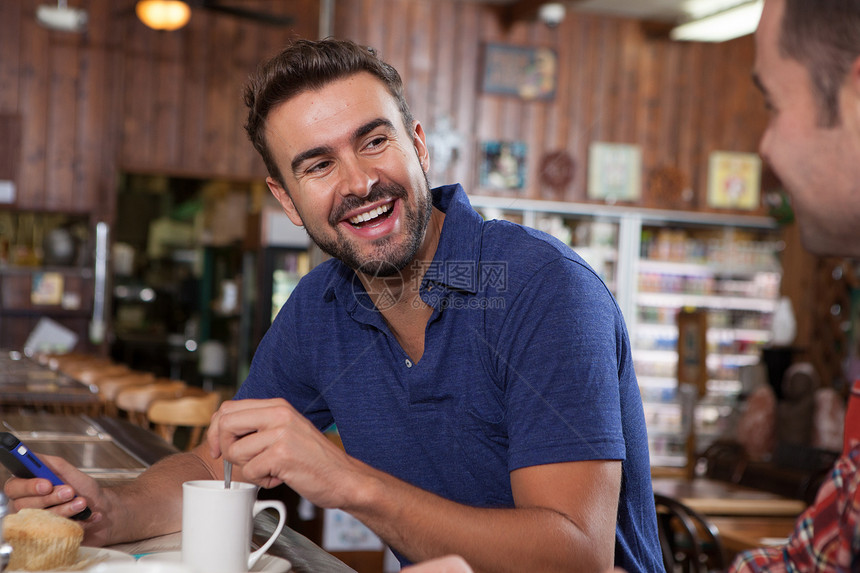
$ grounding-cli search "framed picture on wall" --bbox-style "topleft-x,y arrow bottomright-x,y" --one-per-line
481,43 -> 557,101
587,142 -> 642,202
707,151 -> 762,210
479,141 -> 528,191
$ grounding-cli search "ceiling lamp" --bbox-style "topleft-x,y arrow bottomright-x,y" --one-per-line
36,0 -> 88,33
671,0 -> 763,42
136,0 -> 191,31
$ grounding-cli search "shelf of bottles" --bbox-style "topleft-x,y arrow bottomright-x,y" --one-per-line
467,195 -> 782,467
634,225 -> 782,466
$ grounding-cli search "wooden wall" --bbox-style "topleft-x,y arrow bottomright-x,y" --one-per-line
334,0 -> 769,213
0,0 -> 319,220
0,0 -> 772,218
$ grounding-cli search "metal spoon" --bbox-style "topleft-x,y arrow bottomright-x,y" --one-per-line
224,460 -> 232,490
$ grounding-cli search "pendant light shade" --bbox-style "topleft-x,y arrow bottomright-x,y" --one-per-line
136,0 -> 191,31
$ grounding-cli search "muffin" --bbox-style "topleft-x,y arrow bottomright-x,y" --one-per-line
2,508 -> 84,571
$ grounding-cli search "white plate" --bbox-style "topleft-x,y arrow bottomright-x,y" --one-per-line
8,546 -> 135,572
140,551 -> 291,573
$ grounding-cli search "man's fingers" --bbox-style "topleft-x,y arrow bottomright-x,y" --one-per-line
4,476 -> 56,499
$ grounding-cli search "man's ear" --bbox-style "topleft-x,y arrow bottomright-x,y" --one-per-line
266,177 -> 304,227
412,121 -> 430,173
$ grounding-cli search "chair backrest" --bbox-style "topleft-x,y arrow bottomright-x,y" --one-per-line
694,439 -> 748,484
115,380 -> 188,426
147,391 -> 221,451
94,373 -> 157,416
77,364 -> 133,385
654,493 -> 725,573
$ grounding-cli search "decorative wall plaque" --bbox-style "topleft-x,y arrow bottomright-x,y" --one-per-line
539,151 -> 575,200
481,43 -> 557,101
479,141 -> 528,191
707,151 -> 761,210
587,142 -> 642,203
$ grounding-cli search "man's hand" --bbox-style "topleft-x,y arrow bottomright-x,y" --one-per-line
207,398 -> 364,509
3,454 -> 114,546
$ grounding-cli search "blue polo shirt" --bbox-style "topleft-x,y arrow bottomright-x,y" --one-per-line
236,184 -> 663,571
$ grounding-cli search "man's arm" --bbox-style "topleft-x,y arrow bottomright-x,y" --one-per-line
4,447 -> 222,547
209,398 -> 620,573
352,458 -> 620,573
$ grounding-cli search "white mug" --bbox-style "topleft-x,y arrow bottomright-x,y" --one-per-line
181,480 -> 286,573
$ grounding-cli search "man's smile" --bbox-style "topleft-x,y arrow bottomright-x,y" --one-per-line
347,201 -> 394,227
337,197 -> 402,241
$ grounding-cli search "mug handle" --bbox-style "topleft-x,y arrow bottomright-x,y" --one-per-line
248,500 -> 287,570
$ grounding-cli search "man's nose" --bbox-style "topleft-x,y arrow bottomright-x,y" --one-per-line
338,155 -> 378,198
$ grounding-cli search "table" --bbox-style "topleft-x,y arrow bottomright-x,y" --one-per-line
112,512 -> 355,573
651,477 -> 807,517
709,516 -> 796,555
0,351 -> 99,412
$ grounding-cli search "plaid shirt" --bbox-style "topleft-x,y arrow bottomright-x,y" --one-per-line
729,442 -> 860,572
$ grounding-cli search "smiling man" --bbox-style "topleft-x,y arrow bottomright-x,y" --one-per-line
4,39 -> 662,572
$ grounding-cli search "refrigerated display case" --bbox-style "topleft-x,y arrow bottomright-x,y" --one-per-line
245,206 -> 313,366
261,248 -> 310,326
469,194 -> 783,467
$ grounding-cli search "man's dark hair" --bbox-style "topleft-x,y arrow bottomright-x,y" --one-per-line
779,0 -> 860,127
244,38 -> 413,187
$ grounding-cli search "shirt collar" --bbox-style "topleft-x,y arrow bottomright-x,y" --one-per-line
323,183 -> 483,307
423,184 -> 483,294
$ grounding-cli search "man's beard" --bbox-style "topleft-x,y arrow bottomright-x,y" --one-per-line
304,177 -> 433,277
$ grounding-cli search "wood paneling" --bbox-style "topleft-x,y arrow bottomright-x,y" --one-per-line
0,1 -> 780,214
334,0 -> 769,214
2,0 -> 319,218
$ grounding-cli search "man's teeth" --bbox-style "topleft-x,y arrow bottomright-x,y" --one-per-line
349,203 -> 391,225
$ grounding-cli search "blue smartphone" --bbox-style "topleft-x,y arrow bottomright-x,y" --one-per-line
0,431 -> 92,521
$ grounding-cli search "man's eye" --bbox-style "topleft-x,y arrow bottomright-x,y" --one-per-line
366,136 -> 387,149
307,160 -> 331,173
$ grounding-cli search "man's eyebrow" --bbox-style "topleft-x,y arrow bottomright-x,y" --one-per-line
290,118 -> 397,175
354,118 -> 396,140
291,145 -> 333,174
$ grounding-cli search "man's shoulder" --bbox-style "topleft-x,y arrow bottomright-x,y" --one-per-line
480,218 -> 594,278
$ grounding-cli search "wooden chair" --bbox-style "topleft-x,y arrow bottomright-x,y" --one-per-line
694,440 -> 749,484
115,379 -> 189,427
655,493 -> 726,573
48,354 -> 112,375
76,363 -> 133,385
94,372 -> 156,416
147,390 -> 221,451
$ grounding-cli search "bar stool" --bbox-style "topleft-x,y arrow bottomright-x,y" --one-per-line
76,364 -> 133,385
95,372 -> 157,417
115,379 -> 190,427
47,353 -> 111,375
147,391 -> 221,451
